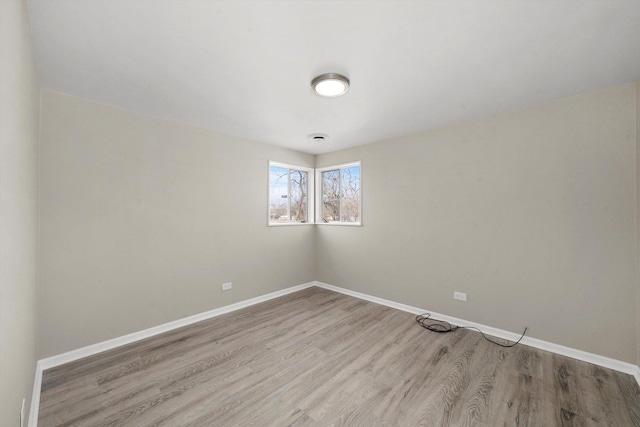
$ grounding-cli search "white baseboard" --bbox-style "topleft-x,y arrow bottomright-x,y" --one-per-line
28,361 -> 43,427
313,281 -> 640,383
28,281 -> 316,426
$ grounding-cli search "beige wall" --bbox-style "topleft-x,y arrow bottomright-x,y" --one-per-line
637,78 -> 640,367
38,90 -> 316,357
0,0 -> 41,423
316,84 -> 637,363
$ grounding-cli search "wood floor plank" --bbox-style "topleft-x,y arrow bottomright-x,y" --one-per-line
447,341 -> 505,426
38,287 -> 640,426
182,347 -> 326,426
614,370 -> 640,426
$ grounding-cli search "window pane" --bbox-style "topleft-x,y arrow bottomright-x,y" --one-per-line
340,166 -> 360,222
289,169 -> 308,222
269,165 -> 289,223
322,169 -> 340,222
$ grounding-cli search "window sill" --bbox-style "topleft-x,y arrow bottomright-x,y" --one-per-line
268,222 -> 315,227
268,222 -> 361,227
315,222 -> 362,227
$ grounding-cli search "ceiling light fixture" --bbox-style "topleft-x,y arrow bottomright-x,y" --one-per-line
311,73 -> 350,98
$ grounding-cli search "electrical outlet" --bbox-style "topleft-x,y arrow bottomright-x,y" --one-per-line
454,291 -> 467,301
20,398 -> 25,427
221,282 -> 232,291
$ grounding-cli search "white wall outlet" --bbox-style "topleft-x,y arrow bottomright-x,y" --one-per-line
454,291 -> 467,301
20,398 -> 25,427
221,282 -> 232,291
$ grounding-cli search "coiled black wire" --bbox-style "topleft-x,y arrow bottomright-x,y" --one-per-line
415,313 -> 527,348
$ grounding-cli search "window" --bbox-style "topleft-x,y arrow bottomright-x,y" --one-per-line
268,160 -> 361,226
317,161 -> 361,225
268,162 -> 314,225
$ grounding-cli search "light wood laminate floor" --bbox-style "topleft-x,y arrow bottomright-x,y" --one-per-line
39,287 -> 640,426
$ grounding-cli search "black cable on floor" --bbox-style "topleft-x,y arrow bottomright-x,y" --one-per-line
415,312 -> 527,348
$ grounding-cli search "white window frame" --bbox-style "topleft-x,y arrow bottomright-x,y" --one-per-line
268,161 -> 315,226
315,161 -> 362,226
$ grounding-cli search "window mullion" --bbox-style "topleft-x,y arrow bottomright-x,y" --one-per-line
287,169 -> 292,222
338,169 -> 342,223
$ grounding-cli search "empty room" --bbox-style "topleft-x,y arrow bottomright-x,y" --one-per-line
3,0 -> 640,425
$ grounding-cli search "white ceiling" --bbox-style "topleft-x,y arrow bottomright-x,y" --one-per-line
27,1 -> 640,154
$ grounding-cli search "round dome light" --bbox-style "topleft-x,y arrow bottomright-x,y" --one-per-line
311,73 -> 350,98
